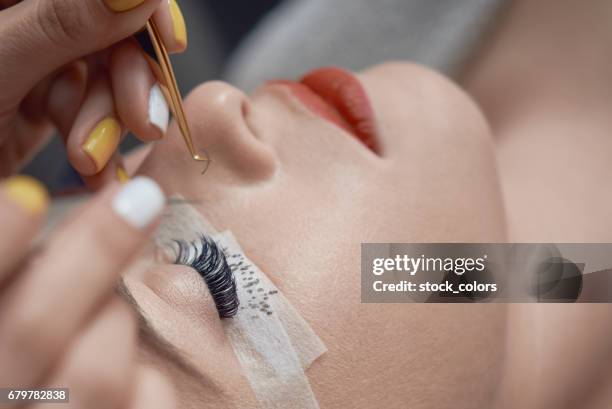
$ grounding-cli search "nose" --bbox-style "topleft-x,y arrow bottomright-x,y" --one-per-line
181,81 -> 277,181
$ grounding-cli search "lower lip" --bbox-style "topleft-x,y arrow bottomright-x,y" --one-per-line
268,67 -> 379,153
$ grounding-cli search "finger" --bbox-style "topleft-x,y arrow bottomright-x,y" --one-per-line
32,298 -> 137,409
129,367 -> 176,409
0,177 -> 165,388
46,60 -> 89,139
66,74 -> 123,176
151,0 -> 187,54
111,40 -> 169,141
0,113 -> 54,177
0,176 -> 48,283
0,0 -> 161,102
81,152 -> 130,190
21,74 -> 55,126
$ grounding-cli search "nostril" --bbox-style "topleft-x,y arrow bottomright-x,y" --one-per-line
241,98 -> 248,119
240,97 -> 260,141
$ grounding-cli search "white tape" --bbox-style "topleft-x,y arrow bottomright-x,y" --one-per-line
217,231 -> 324,408
156,201 -> 326,409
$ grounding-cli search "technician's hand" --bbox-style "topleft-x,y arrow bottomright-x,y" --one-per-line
0,176 -> 175,408
0,0 -> 188,183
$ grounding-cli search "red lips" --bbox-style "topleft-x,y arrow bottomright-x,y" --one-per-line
269,67 -> 379,153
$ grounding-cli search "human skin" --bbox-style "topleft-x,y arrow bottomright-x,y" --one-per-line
0,0 -> 186,181
0,175 -> 176,409
126,62 -> 508,408
463,1 -> 612,407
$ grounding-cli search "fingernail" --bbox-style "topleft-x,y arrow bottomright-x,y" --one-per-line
149,83 -> 169,135
169,0 -> 188,48
116,165 -> 130,184
83,117 -> 122,173
3,176 -> 49,215
112,177 -> 166,229
105,0 -> 146,12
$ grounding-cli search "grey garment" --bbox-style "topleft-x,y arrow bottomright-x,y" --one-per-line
226,0 -> 507,91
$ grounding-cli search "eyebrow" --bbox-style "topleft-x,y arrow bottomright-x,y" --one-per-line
115,280 -> 220,390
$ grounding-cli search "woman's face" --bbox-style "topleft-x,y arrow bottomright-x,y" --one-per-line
128,62 -> 507,408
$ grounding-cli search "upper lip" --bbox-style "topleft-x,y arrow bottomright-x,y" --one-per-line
266,67 -> 380,153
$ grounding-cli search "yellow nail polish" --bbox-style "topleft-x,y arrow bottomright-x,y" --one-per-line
83,117 -> 122,173
3,176 -> 49,215
169,0 -> 188,48
117,166 -> 130,184
104,0 -> 146,12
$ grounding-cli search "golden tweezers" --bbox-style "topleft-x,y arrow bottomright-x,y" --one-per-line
145,19 -> 210,174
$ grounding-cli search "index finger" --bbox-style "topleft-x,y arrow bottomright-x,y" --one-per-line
0,0 -> 160,103
0,176 -> 48,283
151,0 -> 188,54
0,177 -> 165,388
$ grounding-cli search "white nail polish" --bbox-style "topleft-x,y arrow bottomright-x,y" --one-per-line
112,177 -> 165,229
149,83 -> 169,135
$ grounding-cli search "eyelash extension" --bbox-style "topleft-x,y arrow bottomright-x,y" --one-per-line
173,236 -> 239,319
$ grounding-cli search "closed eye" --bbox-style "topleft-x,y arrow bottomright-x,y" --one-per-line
173,235 -> 239,319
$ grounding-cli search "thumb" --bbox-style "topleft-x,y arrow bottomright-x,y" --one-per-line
0,0 -> 160,103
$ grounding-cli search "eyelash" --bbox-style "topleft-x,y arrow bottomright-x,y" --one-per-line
173,236 -> 240,319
